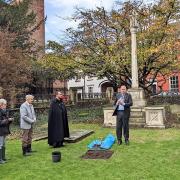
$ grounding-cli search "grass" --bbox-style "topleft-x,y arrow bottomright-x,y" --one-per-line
1,123 -> 180,180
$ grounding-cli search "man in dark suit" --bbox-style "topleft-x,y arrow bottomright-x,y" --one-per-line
113,85 -> 133,145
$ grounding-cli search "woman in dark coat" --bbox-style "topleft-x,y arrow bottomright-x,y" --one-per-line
0,99 -> 13,164
48,91 -> 69,148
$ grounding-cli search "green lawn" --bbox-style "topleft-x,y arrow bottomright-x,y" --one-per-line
1,123 -> 180,180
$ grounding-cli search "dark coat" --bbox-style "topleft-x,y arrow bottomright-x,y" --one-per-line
112,93 -> 133,118
48,98 -> 70,145
0,109 -> 11,136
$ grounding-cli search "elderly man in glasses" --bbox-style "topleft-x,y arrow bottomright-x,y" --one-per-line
20,95 -> 36,156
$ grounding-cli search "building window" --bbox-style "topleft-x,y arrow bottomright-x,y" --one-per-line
88,86 -> 93,93
170,76 -> 179,92
152,84 -> 157,95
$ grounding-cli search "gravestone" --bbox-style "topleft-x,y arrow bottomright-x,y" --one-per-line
33,130 -> 94,142
103,107 -> 116,127
64,130 -> 94,143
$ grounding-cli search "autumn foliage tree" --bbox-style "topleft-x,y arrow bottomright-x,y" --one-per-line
63,0 -> 180,94
38,0 -> 180,95
40,40 -> 79,81
0,31 -> 32,103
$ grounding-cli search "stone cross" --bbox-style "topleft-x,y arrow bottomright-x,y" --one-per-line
130,10 -> 138,28
130,10 -> 139,88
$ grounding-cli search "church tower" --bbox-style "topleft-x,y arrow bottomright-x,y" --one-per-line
16,0 -> 45,53
30,0 -> 45,51
15,0 -> 48,95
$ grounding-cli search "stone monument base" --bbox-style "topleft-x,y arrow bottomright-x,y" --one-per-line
130,107 -> 145,128
128,87 -> 146,107
144,107 -> 166,129
103,106 -> 166,129
103,106 -> 146,128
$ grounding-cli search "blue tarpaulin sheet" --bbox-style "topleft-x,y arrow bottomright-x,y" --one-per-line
87,140 -> 102,149
88,134 -> 116,150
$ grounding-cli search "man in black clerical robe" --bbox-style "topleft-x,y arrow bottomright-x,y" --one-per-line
48,91 -> 70,148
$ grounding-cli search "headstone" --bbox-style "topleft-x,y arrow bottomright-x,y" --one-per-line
103,107 -> 116,127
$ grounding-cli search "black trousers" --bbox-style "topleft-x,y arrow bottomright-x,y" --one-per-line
116,111 -> 129,141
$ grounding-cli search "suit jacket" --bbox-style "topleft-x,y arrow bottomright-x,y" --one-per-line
20,102 -> 36,129
112,92 -> 133,117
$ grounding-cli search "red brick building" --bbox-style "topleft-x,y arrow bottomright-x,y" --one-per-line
153,72 -> 180,94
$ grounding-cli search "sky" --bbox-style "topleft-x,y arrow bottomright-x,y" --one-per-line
44,0 -> 153,43
45,0 -> 115,43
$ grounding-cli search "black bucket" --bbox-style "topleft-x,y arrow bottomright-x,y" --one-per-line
52,151 -> 61,163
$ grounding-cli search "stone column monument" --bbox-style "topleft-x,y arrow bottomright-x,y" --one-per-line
103,11 -> 146,128
128,11 -> 147,127
128,11 -> 146,107
103,11 -> 166,128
